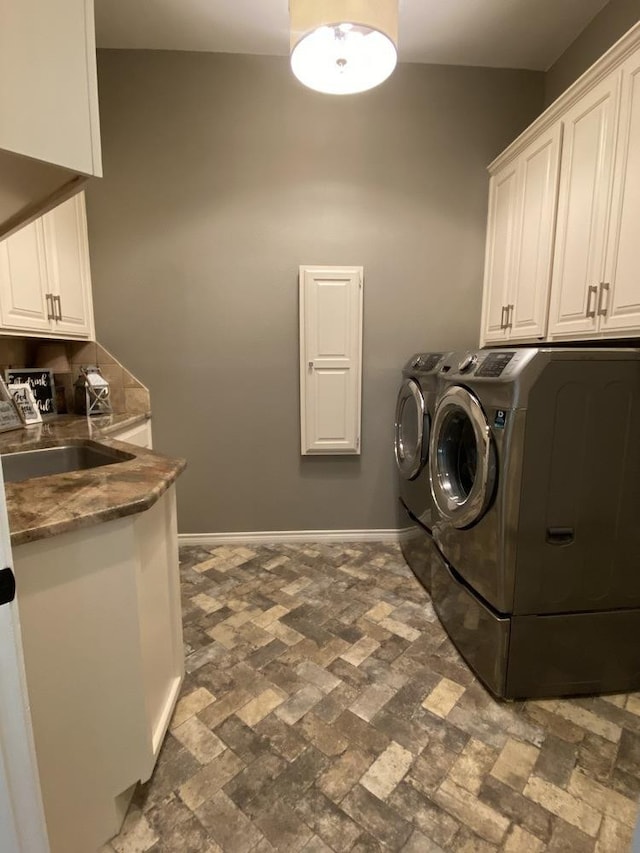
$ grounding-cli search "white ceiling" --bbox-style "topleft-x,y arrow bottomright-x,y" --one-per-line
95,0 -> 611,71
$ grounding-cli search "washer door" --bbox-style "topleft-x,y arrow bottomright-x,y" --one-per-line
394,379 -> 429,480
430,386 -> 496,528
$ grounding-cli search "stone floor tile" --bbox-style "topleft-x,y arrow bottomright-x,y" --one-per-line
400,828 -> 446,852
195,790 -> 265,853
567,768 -> 638,827
502,824 -> 545,852
170,687 -> 216,729
594,814 -> 634,852
236,688 -> 287,727
388,781 -> 460,847
523,776 -> 602,837
294,787 -> 363,852
490,737 -> 540,792
546,818 -> 596,852
109,543 -> 640,853
434,778 -> 510,845
349,683 -> 396,723
448,738 -> 500,795
275,685 -> 325,725
172,716 -> 227,764
296,660 -> 342,694
111,808 -> 159,853
422,677 -> 466,718
360,740 -> 413,800
178,749 -> 245,811
341,784 -> 413,850
340,636 -> 380,667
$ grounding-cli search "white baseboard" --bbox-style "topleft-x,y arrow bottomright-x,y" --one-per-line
178,529 -> 403,547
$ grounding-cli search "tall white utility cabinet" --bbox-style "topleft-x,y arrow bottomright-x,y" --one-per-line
299,265 -> 363,455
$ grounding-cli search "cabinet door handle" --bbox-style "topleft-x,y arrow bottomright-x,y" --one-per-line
54,295 -> 62,321
500,306 -> 507,329
597,282 -> 610,317
507,304 -> 514,329
45,293 -> 55,321
586,285 -> 598,318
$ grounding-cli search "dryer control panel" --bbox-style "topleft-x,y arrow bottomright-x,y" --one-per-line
476,352 -> 515,378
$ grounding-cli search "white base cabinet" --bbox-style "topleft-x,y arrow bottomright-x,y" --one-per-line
111,420 -> 153,450
13,486 -> 183,853
0,192 -> 95,339
481,21 -> 640,346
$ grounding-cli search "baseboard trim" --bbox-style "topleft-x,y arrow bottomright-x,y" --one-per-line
179,529 -> 403,546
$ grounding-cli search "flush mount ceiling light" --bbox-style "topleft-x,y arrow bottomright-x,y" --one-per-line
289,0 -> 398,95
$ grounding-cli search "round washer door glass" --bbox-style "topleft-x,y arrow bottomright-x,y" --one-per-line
429,386 -> 496,528
394,379 -> 429,480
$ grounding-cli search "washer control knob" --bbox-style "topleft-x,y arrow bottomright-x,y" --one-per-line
411,356 -> 423,369
458,354 -> 478,374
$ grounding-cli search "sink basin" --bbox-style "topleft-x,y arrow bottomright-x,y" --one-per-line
1,443 -> 136,484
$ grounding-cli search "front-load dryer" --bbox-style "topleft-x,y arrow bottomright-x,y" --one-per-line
428,347 -> 640,699
394,352 -> 448,591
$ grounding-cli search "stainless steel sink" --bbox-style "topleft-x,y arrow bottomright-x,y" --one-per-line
1,443 -> 136,484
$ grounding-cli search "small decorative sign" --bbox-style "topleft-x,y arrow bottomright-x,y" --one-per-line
8,383 -> 42,426
5,369 -> 56,417
0,378 -> 24,434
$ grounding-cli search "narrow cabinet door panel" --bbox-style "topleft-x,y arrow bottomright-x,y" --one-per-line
42,193 -> 93,337
0,221 -> 50,331
480,164 -> 517,344
548,75 -> 619,337
510,125 -> 561,340
300,267 -> 363,455
602,54 -> 640,333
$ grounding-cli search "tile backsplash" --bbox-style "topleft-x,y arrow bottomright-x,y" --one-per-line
0,337 -> 150,415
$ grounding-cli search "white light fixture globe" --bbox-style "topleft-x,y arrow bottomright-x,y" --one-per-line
289,0 -> 398,95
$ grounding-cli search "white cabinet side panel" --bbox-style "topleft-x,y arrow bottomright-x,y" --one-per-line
602,55 -> 640,334
300,266 -> 363,455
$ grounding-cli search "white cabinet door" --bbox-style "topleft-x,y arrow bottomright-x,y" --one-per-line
111,420 -> 153,450
480,164 -> 517,344
509,125 -> 562,341
299,266 -> 363,455
600,52 -> 640,334
42,194 -> 94,338
0,221 -> 51,333
548,75 -> 620,337
0,0 -> 101,177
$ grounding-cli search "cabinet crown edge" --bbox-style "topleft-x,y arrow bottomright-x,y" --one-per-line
489,19 -> 640,174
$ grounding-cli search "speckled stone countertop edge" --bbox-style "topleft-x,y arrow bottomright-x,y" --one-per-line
2,413 -> 187,548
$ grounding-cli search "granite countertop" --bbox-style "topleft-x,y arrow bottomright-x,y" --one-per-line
0,413 -> 187,547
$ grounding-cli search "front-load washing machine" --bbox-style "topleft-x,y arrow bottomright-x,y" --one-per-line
394,352 -> 448,591
428,347 -> 640,699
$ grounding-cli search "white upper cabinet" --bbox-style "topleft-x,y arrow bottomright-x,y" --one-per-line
481,164 -> 517,344
600,50 -> 640,334
481,126 -> 561,346
41,194 -> 94,337
0,194 -> 95,339
547,75 -> 619,338
299,266 -> 363,455
481,22 -> 640,345
0,0 -> 101,176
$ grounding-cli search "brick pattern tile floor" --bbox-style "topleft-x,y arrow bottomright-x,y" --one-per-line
104,543 -> 640,852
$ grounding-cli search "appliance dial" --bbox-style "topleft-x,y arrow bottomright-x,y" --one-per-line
458,354 -> 478,374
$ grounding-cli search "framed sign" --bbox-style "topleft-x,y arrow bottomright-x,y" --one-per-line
0,378 -> 24,434
5,369 -> 56,416
8,383 -> 42,425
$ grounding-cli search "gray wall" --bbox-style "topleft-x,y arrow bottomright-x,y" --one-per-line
545,0 -> 640,105
86,51 -> 543,534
